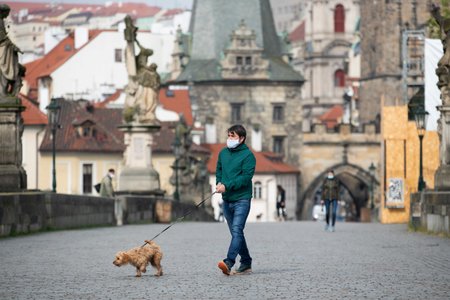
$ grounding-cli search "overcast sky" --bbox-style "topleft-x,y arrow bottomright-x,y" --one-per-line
14,0 -> 193,9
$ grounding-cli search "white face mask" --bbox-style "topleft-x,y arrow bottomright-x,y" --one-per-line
327,174 -> 334,179
227,138 -> 240,149
109,173 -> 115,178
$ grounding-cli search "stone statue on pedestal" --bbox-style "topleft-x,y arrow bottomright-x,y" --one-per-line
432,3 -> 450,190
0,4 -> 27,192
0,4 -> 25,101
117,15 -> 161,194
123,15 -> 160,125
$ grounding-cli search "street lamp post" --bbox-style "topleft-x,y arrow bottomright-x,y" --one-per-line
368,162 -> 376,210
45,98 -> 61,193
414,107 -> 429,191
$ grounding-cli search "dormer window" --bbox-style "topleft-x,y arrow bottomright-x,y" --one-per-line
220,20 -> 269,79
75,120 -> 97,138
82,126 -> 91,137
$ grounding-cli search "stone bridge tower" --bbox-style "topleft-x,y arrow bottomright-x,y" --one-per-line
170,0 -> 304,166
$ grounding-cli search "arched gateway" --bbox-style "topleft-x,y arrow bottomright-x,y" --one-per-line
297,123 -> 381,221
299,163 -> 379,221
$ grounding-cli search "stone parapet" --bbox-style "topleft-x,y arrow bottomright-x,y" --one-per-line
411,191 -> 450,234
0,192 -> 214,237
304,123 -> 380,144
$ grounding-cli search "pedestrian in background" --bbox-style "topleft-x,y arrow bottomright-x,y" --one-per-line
321,170 -> 339,232
100,168 -> 115,198
218,197 -> 224,222
216,124 -> 256,275
276,185 -> 287,221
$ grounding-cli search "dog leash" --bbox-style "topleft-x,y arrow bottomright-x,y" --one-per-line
141,191 -> 217,247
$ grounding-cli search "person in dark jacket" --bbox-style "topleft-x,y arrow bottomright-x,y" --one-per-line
276,185 -> 287,221
216,124 -> 256,276
321,170 -> 339,232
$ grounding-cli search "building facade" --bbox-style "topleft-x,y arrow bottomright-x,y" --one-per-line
171,0 -> 304,166
359,0 -> 430,124
294,0 -> 360,131
23,29 -> 174,111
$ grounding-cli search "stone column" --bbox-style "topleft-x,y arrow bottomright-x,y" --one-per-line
118,124 -> 161,192
434,105 -> 450,190
0,100 -> 27,191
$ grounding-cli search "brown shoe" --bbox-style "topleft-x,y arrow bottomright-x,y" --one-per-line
218,261 -> 231,275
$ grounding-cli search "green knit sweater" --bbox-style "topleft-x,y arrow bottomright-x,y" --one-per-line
216,143 -> 256,202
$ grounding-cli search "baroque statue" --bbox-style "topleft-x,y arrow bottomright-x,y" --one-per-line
432,3 -> 450,94
432,3 -> 450,168
123,15 -> 160,124
0,4 -> 25,100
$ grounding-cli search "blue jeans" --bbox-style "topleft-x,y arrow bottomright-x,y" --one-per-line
223,199 -> 252,268
325,199 -> 338,226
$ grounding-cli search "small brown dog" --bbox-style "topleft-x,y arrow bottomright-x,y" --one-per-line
113,240 -> 163,277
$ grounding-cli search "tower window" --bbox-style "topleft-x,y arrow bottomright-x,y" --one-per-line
273,136 -> 285,154
231,103 -> 243,122
334,69 -> 346,87
334,4 -> 345,33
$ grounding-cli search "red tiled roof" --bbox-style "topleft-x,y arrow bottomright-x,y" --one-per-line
162,8 -> 184,17
91,3 -> 161,18
19,94 -> 47,125
319,105 -> 344,129
159,88 -> 193,126
39,98 -> 207,155
202,144 -> 299,175
289,21 -> 305,43
40,99 -> 125,153
94,89 -> 123,108
24,30 -> 103,97
6,1 -> 161,20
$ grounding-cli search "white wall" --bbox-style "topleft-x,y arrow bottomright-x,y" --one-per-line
151,11 -> 191,34
22,125 -> 46,189
51,30 -> 174,100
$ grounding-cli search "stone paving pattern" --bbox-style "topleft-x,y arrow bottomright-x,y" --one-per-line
1,221 -> 449,299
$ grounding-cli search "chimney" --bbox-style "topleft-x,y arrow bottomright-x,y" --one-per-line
74,27 -> 89,49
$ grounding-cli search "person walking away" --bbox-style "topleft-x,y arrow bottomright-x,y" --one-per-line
276,185 -> 287,221
321,170 -> 339,232
216,125 -> 256,275
100,169 -> 115,198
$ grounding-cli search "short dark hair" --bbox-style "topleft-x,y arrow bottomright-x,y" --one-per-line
227,124 -> 247,142
108,168 -> 115,173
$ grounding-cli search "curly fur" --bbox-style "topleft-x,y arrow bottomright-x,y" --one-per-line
113,240 -> 163,277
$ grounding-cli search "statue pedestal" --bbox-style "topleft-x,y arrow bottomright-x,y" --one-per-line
118,123 -> 161,192
435,105 -> 450,190
0,101 -> 27,192
434,166 -> 450,190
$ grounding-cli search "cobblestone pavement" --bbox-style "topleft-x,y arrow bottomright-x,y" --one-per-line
1,221 -> 449,299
